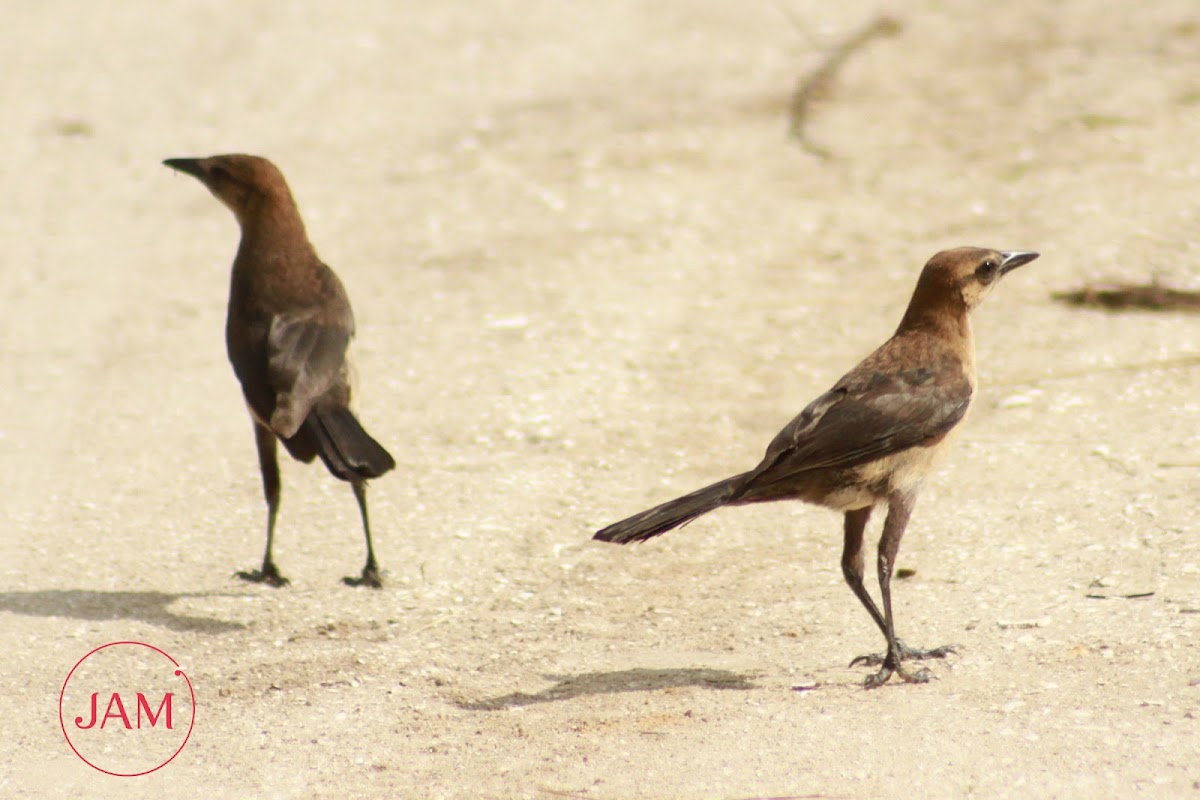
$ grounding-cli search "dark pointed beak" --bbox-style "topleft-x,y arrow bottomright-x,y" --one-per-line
999,250 -> 1039,275
162,157 -> 206,180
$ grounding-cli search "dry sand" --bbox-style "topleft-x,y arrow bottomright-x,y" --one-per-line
2,1 -> 1199,797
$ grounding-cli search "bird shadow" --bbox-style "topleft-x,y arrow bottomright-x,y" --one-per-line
0,589 -> 247,634
456,667 -> 757,711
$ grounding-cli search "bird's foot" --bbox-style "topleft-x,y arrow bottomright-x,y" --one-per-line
849,639 -> 957,668
862,662 -> 934,690
852,640 -> 955,688
235,563 -> 290,587
343,563 -> 383,589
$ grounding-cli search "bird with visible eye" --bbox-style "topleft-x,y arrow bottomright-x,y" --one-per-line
975,259 -> 1000,283
953,250 -> 1034,310
594,246 -> 1039,689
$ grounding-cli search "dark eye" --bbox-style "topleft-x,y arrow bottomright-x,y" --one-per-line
209,165 -> 230,181
975,259 -> 999,282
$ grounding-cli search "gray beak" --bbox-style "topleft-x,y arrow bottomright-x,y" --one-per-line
999,250 -> 1039,274
162,157 -> 206,180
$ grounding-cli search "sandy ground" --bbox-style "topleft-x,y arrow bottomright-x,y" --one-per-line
3,1 -> 1200,797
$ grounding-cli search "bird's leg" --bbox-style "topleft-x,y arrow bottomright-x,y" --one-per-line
237,421 -> 290,587
342,480 -> 383,588
840,506 -> 889,636
843,505 -> 951,681
854,492 -> 955,689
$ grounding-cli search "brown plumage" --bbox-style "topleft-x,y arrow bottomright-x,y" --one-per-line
595,247 -> 1038,688
164,154 -> 395,588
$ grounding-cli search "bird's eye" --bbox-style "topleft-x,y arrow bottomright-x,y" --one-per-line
210,165 -> 230,181
975,260 -> 999,282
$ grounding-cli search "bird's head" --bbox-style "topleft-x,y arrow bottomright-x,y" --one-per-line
916,247 -> 1038,312
163,154 -> 296,226
897,247 -> 1037,335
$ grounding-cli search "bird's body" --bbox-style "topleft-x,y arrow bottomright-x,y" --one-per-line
596,247 -> 1038,687
165,154 -> 395,587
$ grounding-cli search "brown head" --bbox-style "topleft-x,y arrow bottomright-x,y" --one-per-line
898,247 -> 1038,333
163,154 -> 300,230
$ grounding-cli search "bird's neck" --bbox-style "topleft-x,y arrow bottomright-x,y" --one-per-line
895,277 -> 972,341
896,304 -> 970,340
235,195 -> 314,262
894,303 -> 976,386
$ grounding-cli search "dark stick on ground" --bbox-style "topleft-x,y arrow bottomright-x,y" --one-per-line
163,154 -> 396,588
788,14 -> 903,158
1052,281 -> 1200,313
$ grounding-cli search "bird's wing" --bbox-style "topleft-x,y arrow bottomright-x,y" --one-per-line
265,309 -> 352,438
748,357 -> 972,488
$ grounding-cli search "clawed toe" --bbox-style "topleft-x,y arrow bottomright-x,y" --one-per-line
852,640 -> 956,687
906,667 -> 933,684
862,667 -> 894,690
851,640 -> 957,669
900,642 -> 957,661
849,652 -> 885,668
236,566 -> 290,587
343,565 -> 383,589
862,663 -> 934,690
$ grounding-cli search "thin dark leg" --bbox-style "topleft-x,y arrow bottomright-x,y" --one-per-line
342,480 -> 383,588
237,421 -> 289,586
856,491 -> 955,689
841,506 -> 889,637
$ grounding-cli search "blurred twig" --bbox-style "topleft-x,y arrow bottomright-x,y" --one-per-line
1053,281 -> 1200,312
787,14 -> 903,158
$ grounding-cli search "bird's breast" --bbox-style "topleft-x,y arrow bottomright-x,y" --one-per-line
858,426 -> 963,501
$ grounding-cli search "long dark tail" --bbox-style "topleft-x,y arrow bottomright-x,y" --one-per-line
303,403 -> 396,482
594,473 -> 748,544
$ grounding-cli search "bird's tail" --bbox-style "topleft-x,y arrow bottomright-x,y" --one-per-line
304,403 -> 396,482
594,473 -> 748,544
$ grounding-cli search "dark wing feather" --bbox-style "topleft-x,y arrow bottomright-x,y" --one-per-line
744,355 -> 971,492
266,311 -> 351,438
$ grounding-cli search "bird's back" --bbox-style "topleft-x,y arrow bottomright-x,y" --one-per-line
733,327 -> 974,511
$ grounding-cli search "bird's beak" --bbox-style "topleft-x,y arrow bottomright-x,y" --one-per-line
163,157 -> 206,180
999,250 -> 1039,275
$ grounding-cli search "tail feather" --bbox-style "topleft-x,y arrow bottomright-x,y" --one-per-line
594,473 -> 747,544
304,403 -> 396,481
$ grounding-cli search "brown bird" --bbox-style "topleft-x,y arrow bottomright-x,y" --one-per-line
164,154 -> 396,588
595,247 -> 1038,688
